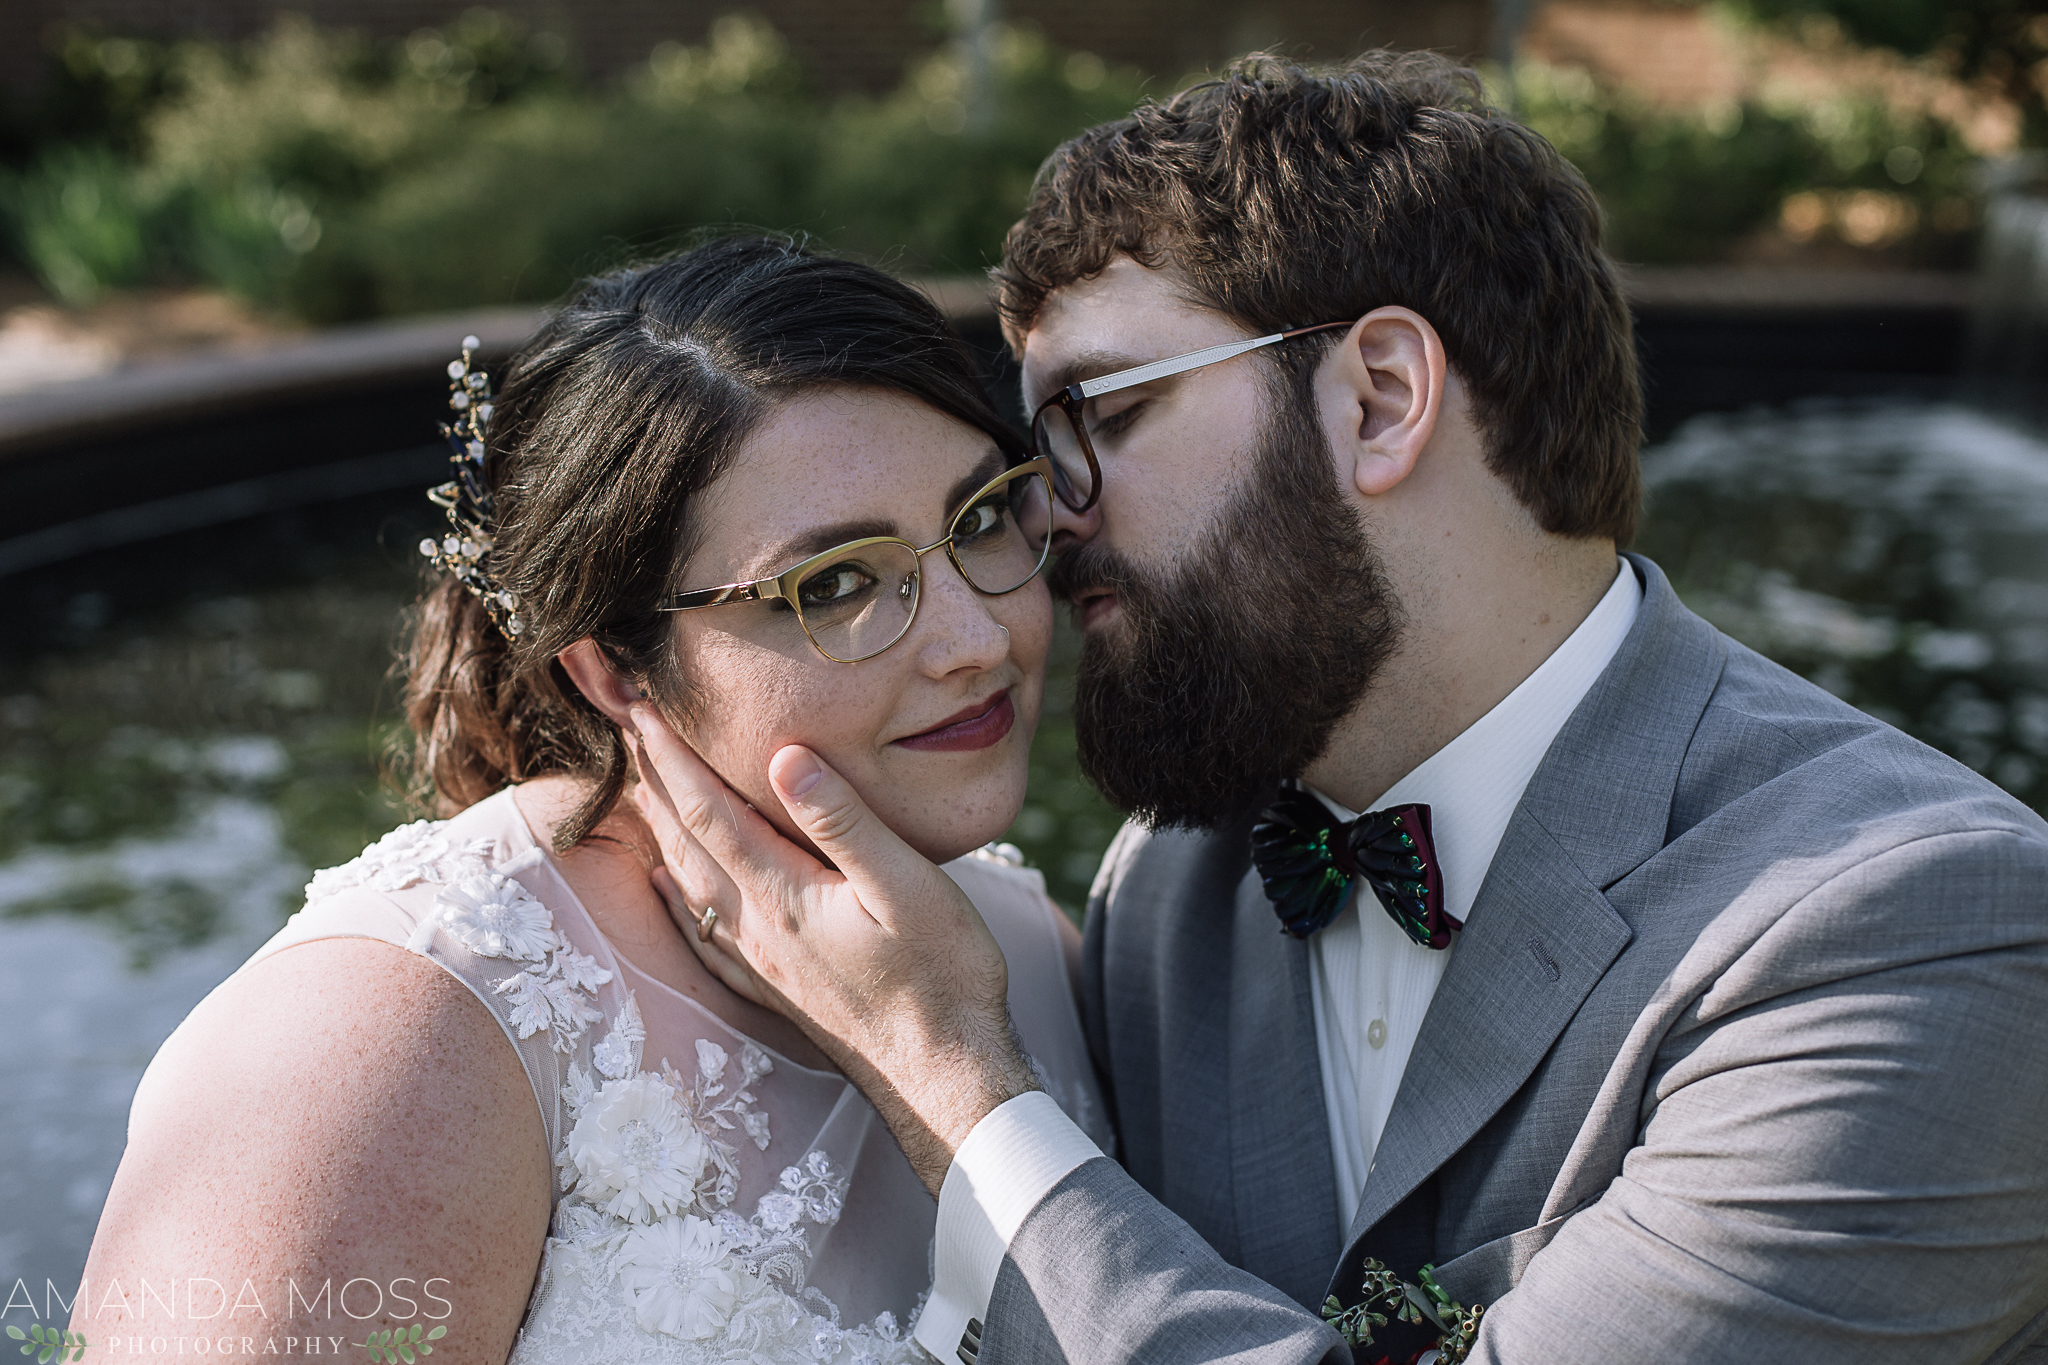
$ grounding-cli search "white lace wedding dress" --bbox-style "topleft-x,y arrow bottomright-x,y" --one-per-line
216,787 -> 1110,1364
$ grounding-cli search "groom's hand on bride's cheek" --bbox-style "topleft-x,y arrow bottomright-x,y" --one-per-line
627,707 -> 1042,1194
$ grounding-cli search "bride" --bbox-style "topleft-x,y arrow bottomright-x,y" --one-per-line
72,237 -> 1110,1363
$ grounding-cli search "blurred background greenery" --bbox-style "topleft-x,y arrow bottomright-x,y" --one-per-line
6,0 -> 2048,1297
0,0 -> 2039,320
0,12 -> 1153,316
1,0 -> 2044,916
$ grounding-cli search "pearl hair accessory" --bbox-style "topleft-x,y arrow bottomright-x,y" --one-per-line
418,336 -> 524,639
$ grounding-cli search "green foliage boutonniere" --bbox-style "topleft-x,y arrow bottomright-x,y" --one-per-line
1321,1261 -> 1483,1364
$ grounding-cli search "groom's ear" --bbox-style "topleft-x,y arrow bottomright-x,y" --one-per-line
1321,307 -> 1447,499
558,638 -> 646,728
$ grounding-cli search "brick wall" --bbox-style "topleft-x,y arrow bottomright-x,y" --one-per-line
2,0 -> 1491,105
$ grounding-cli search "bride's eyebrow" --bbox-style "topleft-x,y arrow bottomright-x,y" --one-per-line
749,445 -> 1010,574
943,447 -> 1010,509
753,518 -> 897,575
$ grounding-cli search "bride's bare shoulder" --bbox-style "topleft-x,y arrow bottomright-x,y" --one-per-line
140,933 -> 536,1132
80,936 -> 548,1363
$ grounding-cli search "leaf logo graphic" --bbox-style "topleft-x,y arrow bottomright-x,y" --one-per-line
5,1325 -> 88,1364
354,1323 -> 447,1362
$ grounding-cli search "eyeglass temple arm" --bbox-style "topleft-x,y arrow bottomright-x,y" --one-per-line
658,580 -> 769,613
1280,320 -> 1361,340
1072,319 -> 1357,400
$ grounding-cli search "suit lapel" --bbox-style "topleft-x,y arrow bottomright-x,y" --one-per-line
1338,554 -> 1728,1261
1342,820 -> 1632,1248
1228,865 -> 1342,1308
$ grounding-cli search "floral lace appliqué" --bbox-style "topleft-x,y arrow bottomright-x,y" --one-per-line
304,818 -> 496,904
438,871 -> 559,960
967,840 -> 1027,867
492,939 -> 610,1053
529,1015 -> 917,1362
616,1214 -> 741,1338
316,813 -> 923,1364
566,1072 -> 710,1224
425,865 -> 612,1054
306,817 -> 612,1055
592,994 -> 646,1081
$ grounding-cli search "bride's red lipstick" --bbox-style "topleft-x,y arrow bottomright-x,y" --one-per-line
896,691 -> 1015,752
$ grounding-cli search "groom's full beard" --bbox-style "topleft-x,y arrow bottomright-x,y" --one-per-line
1048,382 -> 1404,831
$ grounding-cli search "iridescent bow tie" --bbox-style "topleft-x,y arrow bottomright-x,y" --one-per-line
1250,788 -> 1458,947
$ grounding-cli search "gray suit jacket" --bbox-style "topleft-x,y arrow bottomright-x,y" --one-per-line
982,555 -> 2048,1364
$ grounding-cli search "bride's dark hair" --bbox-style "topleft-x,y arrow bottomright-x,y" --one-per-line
400,236 -> 1024,849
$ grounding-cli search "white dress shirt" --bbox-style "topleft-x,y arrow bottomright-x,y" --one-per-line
913,560 -> 1641,1361
1308,559 -> 1639,1227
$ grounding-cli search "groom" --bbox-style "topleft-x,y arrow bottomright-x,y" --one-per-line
630,51 -> 2048,1363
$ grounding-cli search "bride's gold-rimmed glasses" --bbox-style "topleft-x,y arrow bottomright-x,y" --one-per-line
656,457 -> 1055,663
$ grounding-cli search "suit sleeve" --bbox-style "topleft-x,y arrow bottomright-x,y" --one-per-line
981,1158 -> 1351,1365
1465,828 -> 2048,1364
966,824 -> 1349,1365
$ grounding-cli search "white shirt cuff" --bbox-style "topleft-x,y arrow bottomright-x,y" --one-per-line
912,1090 -> 1103,1362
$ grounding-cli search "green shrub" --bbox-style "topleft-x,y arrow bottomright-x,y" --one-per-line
1513,60 -> 1981,264
0,11 -> 1994,316
0,144 -> 151,302
325,18 -> 827,317
814,29 -> 1149,272
2,10 -> 593,315
0,12 -> 1147,319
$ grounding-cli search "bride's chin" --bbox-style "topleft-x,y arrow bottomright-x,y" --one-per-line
915,835 -> 1001,865
901,811 -> 1020,866
877,732 -> 1034,865
893,784 -> 1030,866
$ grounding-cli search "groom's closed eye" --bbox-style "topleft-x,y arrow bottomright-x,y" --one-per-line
1087,400 -> 1146,442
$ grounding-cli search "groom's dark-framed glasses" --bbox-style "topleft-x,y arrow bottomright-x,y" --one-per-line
1030,319 -> 1358,513
655,457 -> 1056,664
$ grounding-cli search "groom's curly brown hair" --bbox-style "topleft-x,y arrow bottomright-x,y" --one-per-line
994,49 -> 1643,544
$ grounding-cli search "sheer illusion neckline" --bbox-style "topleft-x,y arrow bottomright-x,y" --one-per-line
499,787 -> 846,1082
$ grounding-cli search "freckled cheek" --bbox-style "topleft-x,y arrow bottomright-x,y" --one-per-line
674,633 -> 894,805
995,582 -> 1054,727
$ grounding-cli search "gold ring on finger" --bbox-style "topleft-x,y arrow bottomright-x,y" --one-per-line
697,905 -> 718,942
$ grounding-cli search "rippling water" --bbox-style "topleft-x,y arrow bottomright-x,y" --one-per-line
1636,400 -> 2048,813
3,397 -> 2045,1297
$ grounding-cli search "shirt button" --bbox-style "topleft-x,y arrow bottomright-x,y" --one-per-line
1367,1018 -> 1388,1049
